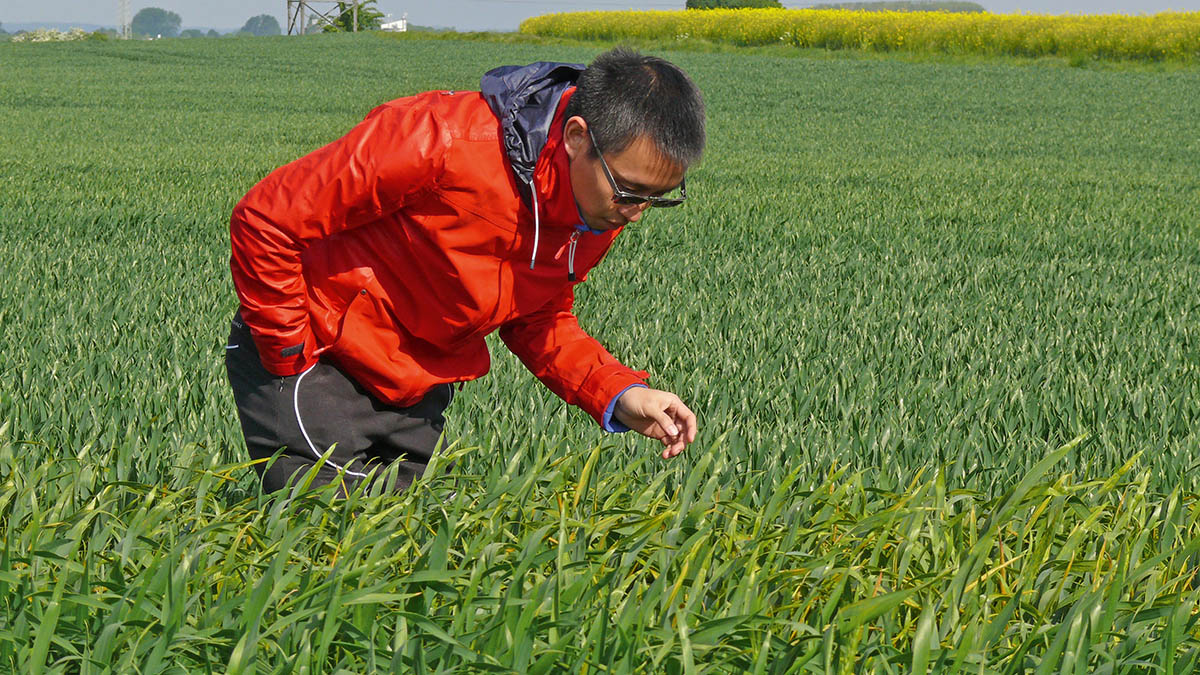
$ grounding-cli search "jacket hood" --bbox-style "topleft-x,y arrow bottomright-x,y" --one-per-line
481,61 -> 585,197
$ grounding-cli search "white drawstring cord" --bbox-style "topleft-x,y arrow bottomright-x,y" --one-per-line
294,365 -> 368,479
567,231 -> 579,281
529,182 -> 541,270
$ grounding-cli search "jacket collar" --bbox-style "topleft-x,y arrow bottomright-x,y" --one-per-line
480,60 -> 584,201
530,88 -> 585,230
480,61 -> 592,272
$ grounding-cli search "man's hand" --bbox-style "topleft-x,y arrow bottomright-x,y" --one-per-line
613,387 -> 698,459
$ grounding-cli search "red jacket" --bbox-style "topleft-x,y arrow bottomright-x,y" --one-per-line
229,82 -> 647,425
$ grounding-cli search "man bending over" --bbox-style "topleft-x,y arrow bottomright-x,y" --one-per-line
225,48 -> 705,494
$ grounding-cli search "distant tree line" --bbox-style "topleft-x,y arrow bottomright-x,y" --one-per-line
180,29 -> 224,38
807,1 -> 986,11
127,8 -> 284,38
240,15 -> 282,36
4,3 -> 387,43
131,8 -> 181,37
684,0 -> 983,9
686,0 -> 783,8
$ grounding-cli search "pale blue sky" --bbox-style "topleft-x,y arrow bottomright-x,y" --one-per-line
3,0 -> 1198,33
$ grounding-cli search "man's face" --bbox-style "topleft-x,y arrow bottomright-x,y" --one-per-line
564,116 -> 687,232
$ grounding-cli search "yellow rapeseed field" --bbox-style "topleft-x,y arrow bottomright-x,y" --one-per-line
520,9 -> 1200,61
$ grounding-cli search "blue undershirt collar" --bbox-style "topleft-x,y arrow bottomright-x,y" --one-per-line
574,204 -> 606,235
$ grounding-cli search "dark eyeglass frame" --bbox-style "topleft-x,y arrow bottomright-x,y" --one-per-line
587,127 -> 686,208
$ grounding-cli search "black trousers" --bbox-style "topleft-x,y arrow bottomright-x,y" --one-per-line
225,312 -> 451,495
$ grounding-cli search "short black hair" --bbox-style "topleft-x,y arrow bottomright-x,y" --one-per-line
564,47 -> 706,168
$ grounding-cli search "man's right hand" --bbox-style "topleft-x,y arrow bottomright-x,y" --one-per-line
613,387 -> 698,459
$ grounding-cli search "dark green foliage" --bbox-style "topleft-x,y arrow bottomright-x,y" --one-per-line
179,29 -> 206,38
241,14 -> 282,36
687,0 -> 783,8
809,1 -> 986,11
130,7 -> 182,38
323,0 -> 385,32
207,29 -> 221,38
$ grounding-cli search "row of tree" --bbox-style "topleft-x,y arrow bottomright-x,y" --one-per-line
686,0 -> 783,7
685,0 -> 984,8
129,8 -> 281,38
808,1 -> 985,11
129,2 -> 383,39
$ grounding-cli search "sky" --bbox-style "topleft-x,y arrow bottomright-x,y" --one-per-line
4,0 -> 1199,33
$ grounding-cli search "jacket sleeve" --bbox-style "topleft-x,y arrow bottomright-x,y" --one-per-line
499,286 -> 649,427
229,99 -> 447,375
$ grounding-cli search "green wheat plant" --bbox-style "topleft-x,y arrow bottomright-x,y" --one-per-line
0,33 -> 1197,671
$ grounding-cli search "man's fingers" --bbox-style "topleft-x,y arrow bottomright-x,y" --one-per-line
651,409 -> 680,439
664,400 -> 698,444
624,389 -> 696,459
658,420 -> 686,455
677,407 -> 698,443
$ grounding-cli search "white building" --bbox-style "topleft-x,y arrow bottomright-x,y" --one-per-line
381,13 -> 408,32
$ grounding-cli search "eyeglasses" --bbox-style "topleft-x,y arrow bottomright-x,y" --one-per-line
587,127 -> 686,208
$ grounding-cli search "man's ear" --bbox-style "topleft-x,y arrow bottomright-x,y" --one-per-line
563,116 -> 588,161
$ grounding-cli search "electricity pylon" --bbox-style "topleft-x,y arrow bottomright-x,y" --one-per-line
117,0 -> 131,39
286,1 -> 360,35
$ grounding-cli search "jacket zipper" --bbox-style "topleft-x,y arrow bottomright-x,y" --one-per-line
567,231 -> 580,282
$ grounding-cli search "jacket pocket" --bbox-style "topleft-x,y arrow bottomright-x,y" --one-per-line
308,266 -> 377,357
